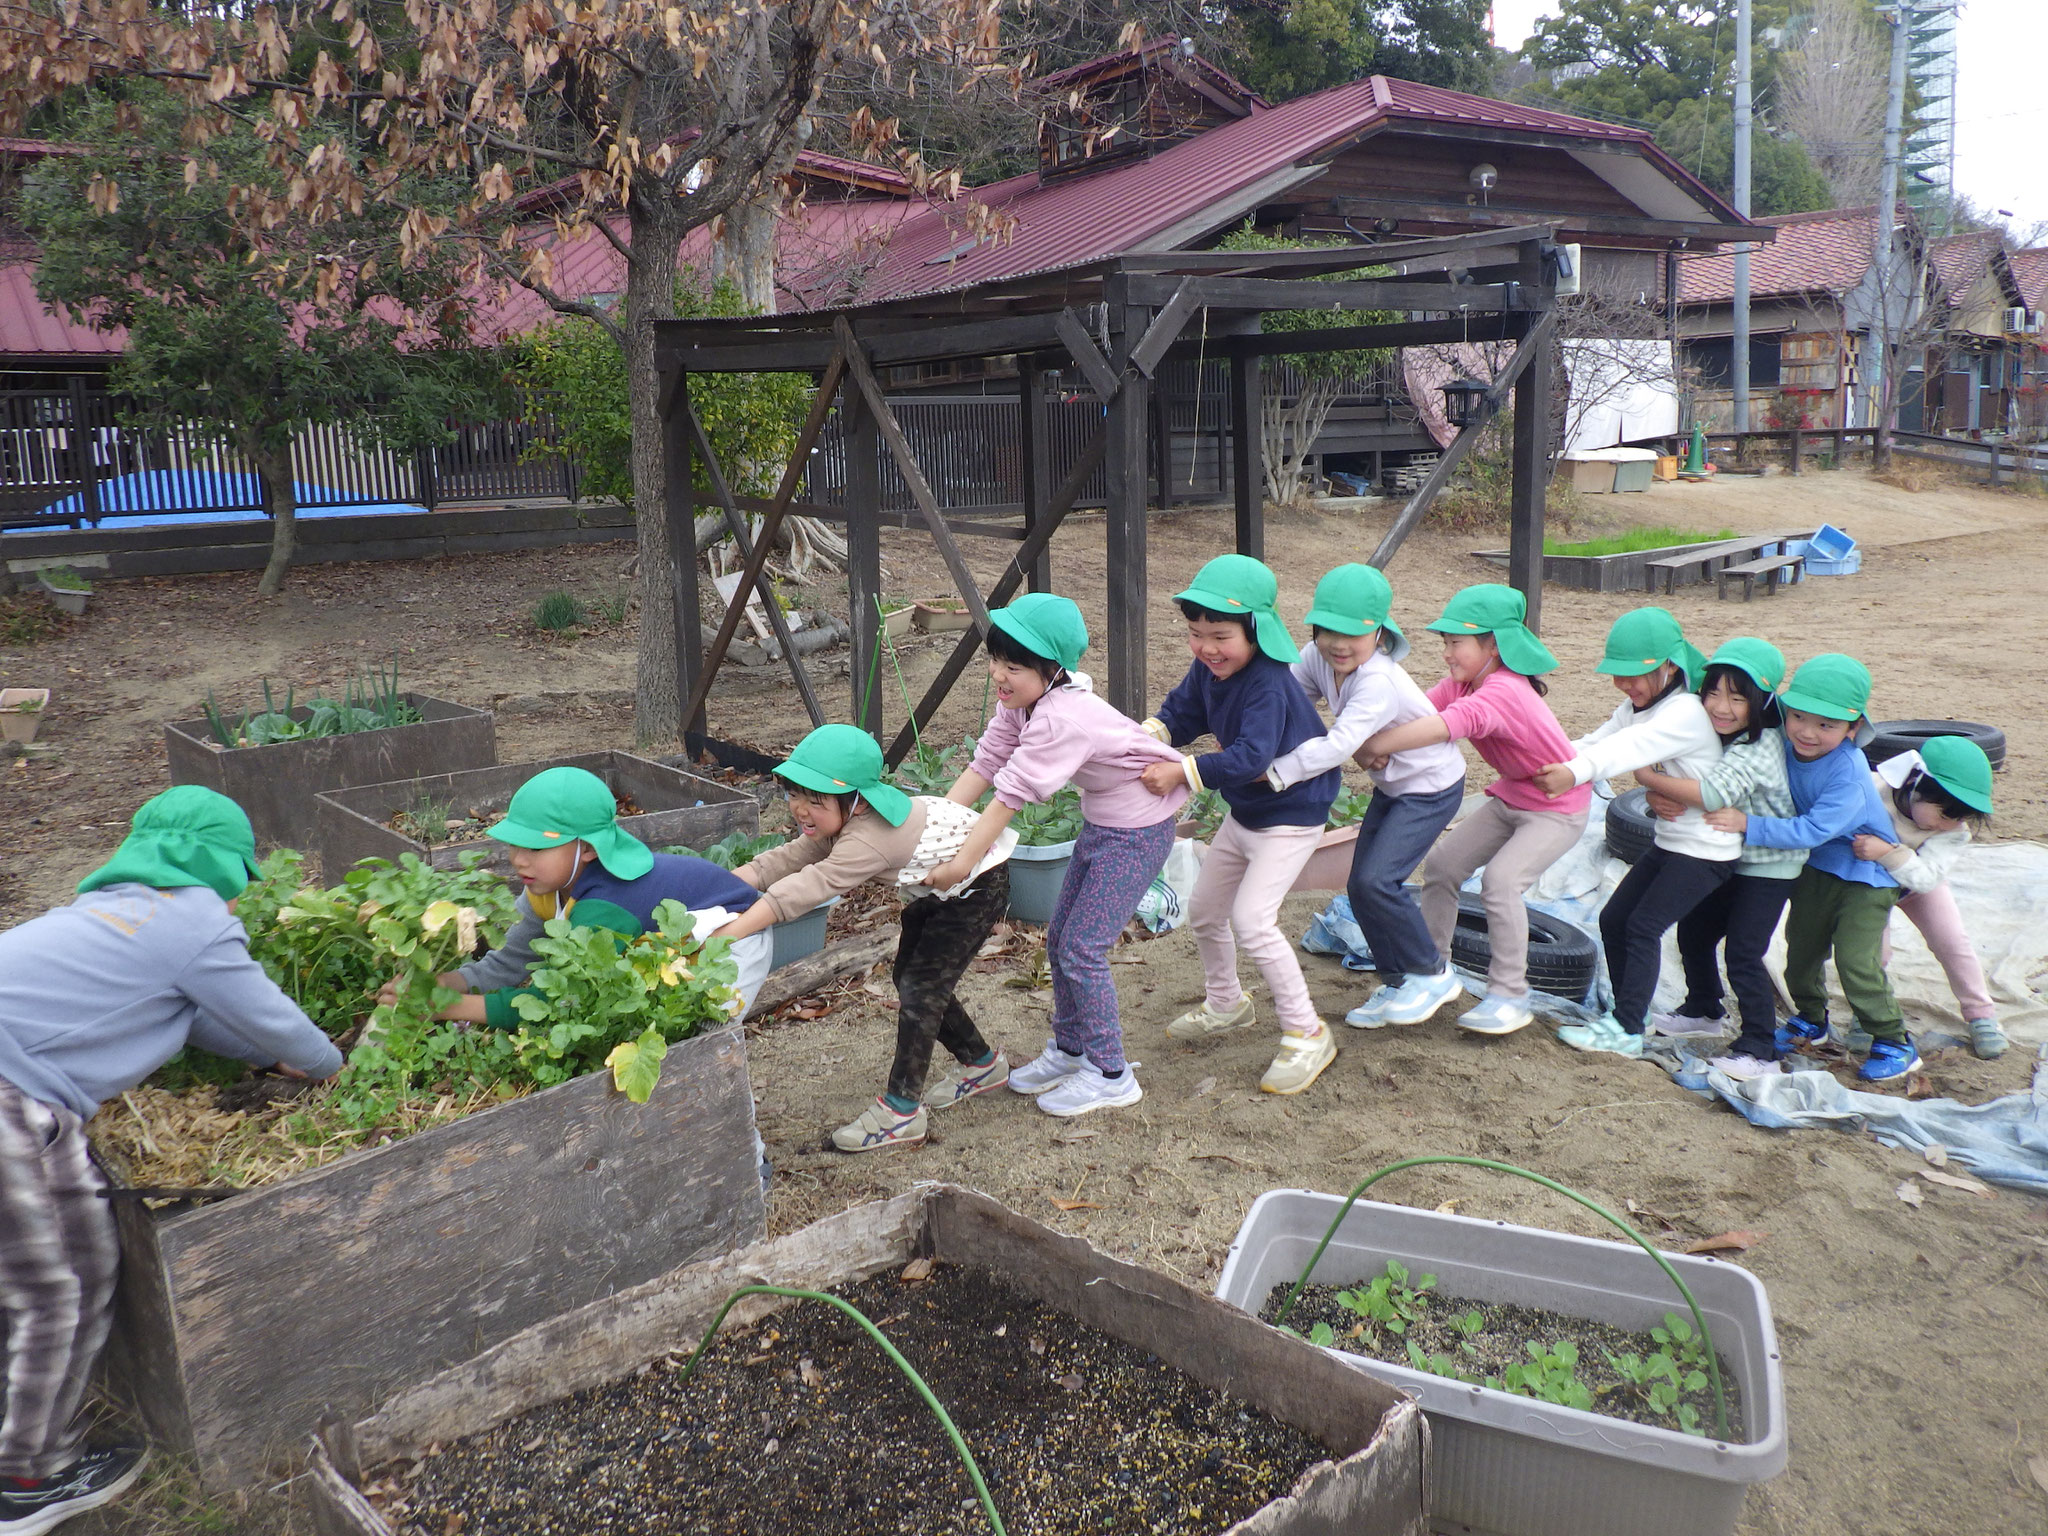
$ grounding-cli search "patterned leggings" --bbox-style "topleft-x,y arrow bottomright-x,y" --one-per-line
886,864 -> 1009,1101
1047,818 -> 1178,1072
0,1080 -> 119,1479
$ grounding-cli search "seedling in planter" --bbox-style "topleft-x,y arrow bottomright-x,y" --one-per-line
200,662 -> 421,747
1604,1312 -> 1713,1436
1332,1259 -> 1436,1338
40,566 -> 91,591
1180,788 -> 1225,840
391,793 -> 459,845
1492,1339 -> 1594,1412
667,829 -> 786,869
1010,787 -> 1083,846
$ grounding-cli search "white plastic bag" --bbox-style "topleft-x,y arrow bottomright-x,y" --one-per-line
1136,836 -> 1205,933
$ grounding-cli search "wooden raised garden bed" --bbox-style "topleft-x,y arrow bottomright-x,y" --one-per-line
1472,534 -> 1803,595
97,1026 -> 766,1491
165,695 -> 496,850
313,751 -> 757,878
306,1185 -> 1429,1536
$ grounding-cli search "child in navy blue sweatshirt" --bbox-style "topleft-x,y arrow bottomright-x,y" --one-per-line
1140,555 -> 1341,1095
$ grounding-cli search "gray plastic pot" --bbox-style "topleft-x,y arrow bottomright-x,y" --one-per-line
1004,838 -> 1075,924
1214,1188 -> 1787,1536
768,896 -> 839,970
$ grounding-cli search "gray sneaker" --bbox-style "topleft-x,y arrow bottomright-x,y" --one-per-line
923,1051 -> 1009,1109
830,1099 -> 928,1153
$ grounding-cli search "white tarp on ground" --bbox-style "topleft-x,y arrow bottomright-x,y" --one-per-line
1560,339 -> 1680,455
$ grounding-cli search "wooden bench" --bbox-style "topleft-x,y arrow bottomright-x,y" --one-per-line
1717,552 -> 1805,601
1642,531 -> 1810,595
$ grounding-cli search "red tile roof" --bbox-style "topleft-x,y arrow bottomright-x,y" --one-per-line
2011,247 -> 2048,312
844,74 -> 1747,306
0,260 -> 123,357
1928,228 -> 2003,307
1677,205 -> 1888,304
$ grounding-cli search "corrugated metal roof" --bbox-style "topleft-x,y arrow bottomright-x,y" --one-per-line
1678,206 -> 1885,304
0,261 -> 123,356
845,74 -> 1747,306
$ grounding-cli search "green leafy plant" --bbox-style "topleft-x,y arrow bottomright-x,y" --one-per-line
533,591 -> 585,632
0,594 -> 63,645
1327,785 -> 1374,828
1179,788 -> 1225,840
589,586 -> 631,626
1543,526 -> 1735,557
391,793 -> 460,846
200,663 -> 421,747
669,829 -> 787,869
1493,1340 -> 1596,1413
893,734 -> 976,797
1605,1312 -> 1713,1436
1331,1259 -> 1436,1338
39,565 -> 91,591
1010,787 -> 1083,848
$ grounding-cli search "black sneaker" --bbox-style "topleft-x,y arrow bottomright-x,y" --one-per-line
0,1445 -> 147,1535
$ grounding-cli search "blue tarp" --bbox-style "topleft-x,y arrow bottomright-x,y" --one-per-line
37,470 -> 425,526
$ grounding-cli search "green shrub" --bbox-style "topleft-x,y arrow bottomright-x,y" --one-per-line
533,591 -> 585,631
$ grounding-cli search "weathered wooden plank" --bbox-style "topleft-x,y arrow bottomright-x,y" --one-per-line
1126,273 -> 1521,313
1053,307 -> 1122,400
1129,279 -> 1201,379
1119,223 -> 1559,273
747,927 -> 898,1016
99,1027 -> 765,1489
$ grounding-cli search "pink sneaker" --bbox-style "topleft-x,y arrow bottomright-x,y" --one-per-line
1708,1053 -> 1783,1082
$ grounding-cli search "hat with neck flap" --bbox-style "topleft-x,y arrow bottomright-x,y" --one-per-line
77,786 -> 265,903
1426,584 -> 1558,676
774,723 -> 913,827
488,766 -> 654,880
1174,554 -> 1301,664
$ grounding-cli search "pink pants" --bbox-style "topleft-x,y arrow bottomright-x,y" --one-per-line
1883,881 -> 1995,1020
1190,816 -> 1326,1035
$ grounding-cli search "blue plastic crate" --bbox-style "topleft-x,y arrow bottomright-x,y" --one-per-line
1808,522 -> 1857,562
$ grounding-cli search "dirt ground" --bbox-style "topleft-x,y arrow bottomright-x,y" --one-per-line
6,465 -> 2046,1536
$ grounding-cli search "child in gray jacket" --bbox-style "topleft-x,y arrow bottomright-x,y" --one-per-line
0,787 -> 340,1533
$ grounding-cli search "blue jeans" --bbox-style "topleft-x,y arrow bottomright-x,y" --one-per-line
1047,818 -> 1177,1071
1348,783 -> 1465,986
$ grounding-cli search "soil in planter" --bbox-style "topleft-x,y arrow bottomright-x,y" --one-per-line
370,1262 -> 1330,1536
387,791 -> 644,847
1262,1280 -> 1745,1440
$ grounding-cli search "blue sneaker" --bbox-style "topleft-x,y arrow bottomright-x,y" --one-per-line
1857,1038 -> 1922,1083
1774,1014 -> 1829,1054
1555,1014 -> 1646,1058
1345,967 -> 1461,1028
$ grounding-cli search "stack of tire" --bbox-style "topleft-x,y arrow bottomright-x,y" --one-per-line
1446,894 -> 1598,1001
1862,719 -> 2005,773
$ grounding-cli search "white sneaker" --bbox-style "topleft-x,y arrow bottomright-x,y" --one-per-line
1008,1041 -> 1086,1095
1708,1053 -> 1784,1082
1035,1061 -> 1143,1117
1260,1025 -> 1337,1094
1345,967 -> 1461,1028
1648,1010 -> 1728,1038
1457,993 -> 1535,1036
1166,993 -> 1257,1040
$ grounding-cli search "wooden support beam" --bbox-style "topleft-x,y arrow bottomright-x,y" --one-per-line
834,318 -> 994,636
658,312 -> 1068,376
1208,313 -> 1521,361
1124,274 -> 1523,313
1119,224 -> 1560,273
1129,280 -> 1201,379
1018,361 -> 1054,592
1508,314 -> 1555,633
1367,307 -> 1560,571
678,400 -> 825,728
1053,308 -> 1121,400
1325,197 -> 1769,248
844,377 -> 884,736
883,428 -> 1108,766
1103,297 -> 1150,718
660,372 -> 705,740
678,356 -> 847,744
1230,353 -> 1263,559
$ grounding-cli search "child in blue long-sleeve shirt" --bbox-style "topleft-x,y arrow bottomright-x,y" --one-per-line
1138,555 -> 1341,1095
1701,654 -> 1913,1082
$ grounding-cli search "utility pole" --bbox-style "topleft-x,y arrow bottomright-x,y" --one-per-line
1731,0 -> 1752,434
1869,3 -> 1910,460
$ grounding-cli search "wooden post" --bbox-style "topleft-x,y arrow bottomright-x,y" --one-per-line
1229,352 -> 1262,558
662,370 -> 704,739
1790,425 -> 1804,475
1104,290 -> 1151,718
845,382 -> 884,736
68,375 -> 101,527
1508,314 -> 1554,634
1834,422 -> 1846,466
1989,441 -> 2004,486
1018,360 -> 1054,593
1152,375 -> 1174,508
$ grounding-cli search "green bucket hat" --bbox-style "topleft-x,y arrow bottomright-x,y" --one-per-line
774,723 -> 913,827
489,765 -> 654,880
77,785 -> 264,904
1917,735 -> 1994,815
1705,637 -> 1787,695
1174,554 -> 1300,664
1303,564 -> 1409,661
1778,653 -> 1873,724
989,592 -> 1088,671
1425,584 -> 1558,676
1596,607 -> 1709,689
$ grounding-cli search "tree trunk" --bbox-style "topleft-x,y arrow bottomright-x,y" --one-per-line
624,206 -> 690,746
251,441 -> 297,597
710,193 -> 779,315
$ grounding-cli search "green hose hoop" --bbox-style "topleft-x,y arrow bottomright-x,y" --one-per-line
1270,1155 -> 1731,1441
673,1282 -> 1007,1536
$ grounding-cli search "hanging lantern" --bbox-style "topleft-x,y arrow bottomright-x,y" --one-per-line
1441,376 -> 1490,430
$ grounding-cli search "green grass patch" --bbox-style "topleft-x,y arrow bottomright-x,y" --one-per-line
1542,526 -> 1735,557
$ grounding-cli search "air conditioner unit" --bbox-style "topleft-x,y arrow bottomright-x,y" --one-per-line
2029,310 -> 2047,335
2005,306 -> 2032,334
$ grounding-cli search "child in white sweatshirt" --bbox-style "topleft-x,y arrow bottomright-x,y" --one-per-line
1532,608 -> 1740,1057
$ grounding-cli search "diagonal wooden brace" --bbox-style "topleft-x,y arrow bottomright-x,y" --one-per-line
1129,279 -> 1201,379
1053,308 -> 1121,401
834,317 -> 993,634
678,354 -> 846,738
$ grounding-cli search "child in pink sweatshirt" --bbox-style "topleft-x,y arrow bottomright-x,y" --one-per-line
929,593 -> 1188,1119
1358,584 -> 1588,1038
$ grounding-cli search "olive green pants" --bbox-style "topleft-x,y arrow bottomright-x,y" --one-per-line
1783,865 -> 1906,1042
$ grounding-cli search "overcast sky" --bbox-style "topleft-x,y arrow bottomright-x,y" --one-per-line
1489,0 -> 2048,242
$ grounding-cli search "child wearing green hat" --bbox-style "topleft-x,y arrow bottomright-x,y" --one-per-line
1862,737 -> 2003,1060
1137,554 -> 1343,1096
1530,608 -> 1742,1058
718,723 -> 1018,1152
1262,564 -> 1468,1030
428,767 -> 777,1029
1698,654 -> 1920,1082
1356,584 -> 1586,1037
929,593 -> 1188,1119
0,787 -> 346,1531
1630,639 -> 1810,1078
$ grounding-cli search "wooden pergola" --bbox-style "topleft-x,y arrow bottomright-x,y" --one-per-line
655,224 -> 1564,760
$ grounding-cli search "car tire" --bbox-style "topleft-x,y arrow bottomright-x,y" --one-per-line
1448,894 -> 1599,1000
1604,787 -> 1657,865
1863,719 -> 2006,772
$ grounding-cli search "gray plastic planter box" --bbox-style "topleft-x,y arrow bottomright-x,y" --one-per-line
313,751 -> 756,878
165,694 -> 496,850
304,1185 -> 1429,1536
1214,1188 -> 1787,1536
769,895 -> 839,969
1005,837 -> 1075,923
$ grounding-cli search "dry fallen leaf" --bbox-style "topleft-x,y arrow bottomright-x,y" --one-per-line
1435,1198 -> 1463,1214
1896,1180 -> 1924,1208
1920,1169 -> 1996,1197
2028,1453 -> 2048,1498
1029,1335 -> 1046,1356
1191,1076 -> 1217,1098
1905,1071 -> 1936,1101
900,1257 -> 934,1283
1050,1197 -> 1104,1211
1682,1230 -> 1765,1255
798,1357 -> 823,1389
1053,1126 -> 1099,1145
1922,1143 -> 1949,1167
